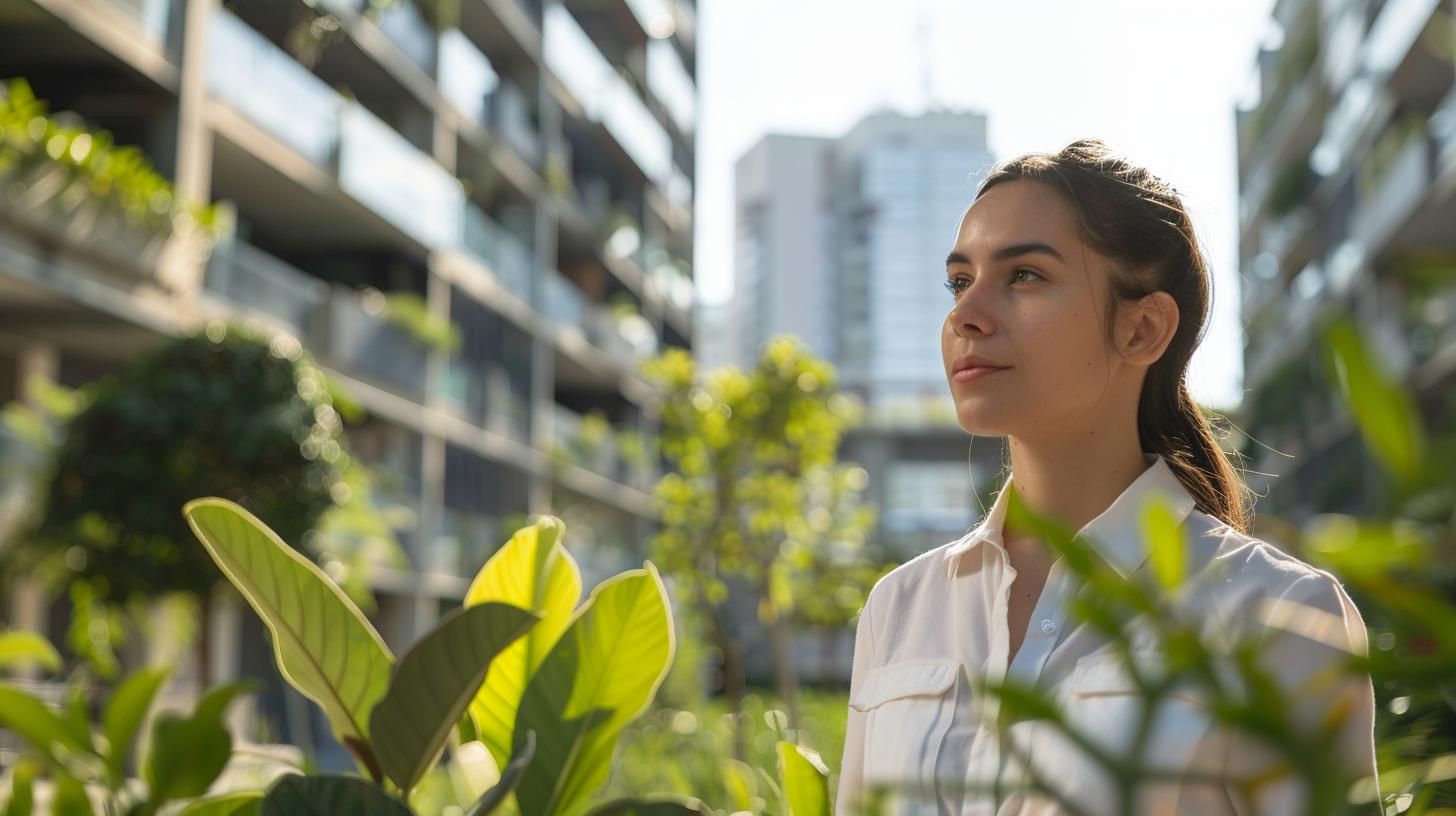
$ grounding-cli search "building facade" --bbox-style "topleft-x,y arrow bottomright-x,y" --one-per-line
1234,0 -> 1456,523
0,0 -> 696,762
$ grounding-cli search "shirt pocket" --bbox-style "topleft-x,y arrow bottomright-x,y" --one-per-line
849,659 -> 964,798
1059,646 -> 1217,775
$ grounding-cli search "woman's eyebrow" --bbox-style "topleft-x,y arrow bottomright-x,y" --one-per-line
945,241 -> 1066,268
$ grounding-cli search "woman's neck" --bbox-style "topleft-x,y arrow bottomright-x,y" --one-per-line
1003,425 -> 1150,542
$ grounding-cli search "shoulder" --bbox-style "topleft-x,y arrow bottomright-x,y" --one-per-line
858,533 -> 970,624
1191,511 -> 1368,649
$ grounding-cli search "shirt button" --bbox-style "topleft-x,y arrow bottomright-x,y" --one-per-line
1040,619 -> 1057,634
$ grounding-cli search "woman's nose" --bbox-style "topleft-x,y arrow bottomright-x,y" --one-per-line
949,283 -> 995,336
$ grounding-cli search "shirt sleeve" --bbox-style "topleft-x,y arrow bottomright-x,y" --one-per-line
1225,572 -> 1381,816
836,587 -> 878,816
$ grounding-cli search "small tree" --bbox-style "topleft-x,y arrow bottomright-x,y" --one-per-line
3,321 -> 380,681
643,336 -> 880,753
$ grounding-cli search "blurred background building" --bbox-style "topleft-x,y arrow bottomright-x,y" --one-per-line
0,0 -> 696,762
723,110 -> 1003,570
1234,0 -> 1456,523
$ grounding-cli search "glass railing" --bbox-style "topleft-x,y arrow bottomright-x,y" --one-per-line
493,81 -> 542,167
1433,86 -> 1456,173
441,357 -> 489,424
439,29 -> 499,127
647,39 -> 695,134
203,239 -> 329,339
1352,120 -> 1429,251
373,0 -> 436,74
323,288 -> 431,397
543,270 -> 587,330
460,204 -> 535,303
99,0 -> 173,48
206,10 -> 342,167
338,103 -> 464,249
543,6 -> 671,183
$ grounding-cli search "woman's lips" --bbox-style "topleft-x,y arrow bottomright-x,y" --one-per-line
951,366 -> 1009,383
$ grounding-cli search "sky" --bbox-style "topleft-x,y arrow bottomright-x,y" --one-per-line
692,0 -> 1280,410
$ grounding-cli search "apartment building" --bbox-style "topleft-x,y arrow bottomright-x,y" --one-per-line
1235,0 -> 1456,521
0,0 -> 696,762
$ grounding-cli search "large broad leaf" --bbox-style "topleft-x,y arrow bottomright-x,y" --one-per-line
144,682 -> 249,804
184,499 -> 394,778
514,562 -> 674,816
466,729 -> 536,816
177,792 -> 264,816
0,630 -> 61,674
0,683 -> 93,766
465,516 -> 581,770
777,742 -> 830,816
260,775 -> 412,816
369,602 -> 539,794
102,666 -> 171,785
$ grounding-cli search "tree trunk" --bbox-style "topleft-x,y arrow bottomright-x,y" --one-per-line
769,614 -> 799,729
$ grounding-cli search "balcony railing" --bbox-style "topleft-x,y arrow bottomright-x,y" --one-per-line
460,204 -> 535,303
323,287 -> 432,398
439,29 -> 499,128
338,103 -> 465,249
543,270 -> 587,329
100,0 -> 173,48
549,406 -> 656,490
1433,86 -> 1456,174
207,10 -> 342,168
1352,120 -> 1430,252
203,239 -> 329,338
543,5 -> 672,183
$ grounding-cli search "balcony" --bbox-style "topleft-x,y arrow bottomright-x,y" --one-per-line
459,204 -> 536,304
1434,86 -> 1456,174
203,239 -> 328,338
543,269 -> 588,329
543,5 -> 672,183
647,38 -> 695,135
322,287 -> 432,398
549,406 -> 656,490
206,10 -> 342,168
338,103 -> 465,250
439,29 -> 499,128
1352,119 -> 1431,254
98,0 -> 173,48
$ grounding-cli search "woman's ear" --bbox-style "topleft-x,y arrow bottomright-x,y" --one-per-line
1117,292 -> 1179,366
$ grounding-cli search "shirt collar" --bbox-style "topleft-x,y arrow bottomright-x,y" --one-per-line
943,452 -> 1198,580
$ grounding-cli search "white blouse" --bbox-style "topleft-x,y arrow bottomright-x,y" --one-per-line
836,453 -> 1380,816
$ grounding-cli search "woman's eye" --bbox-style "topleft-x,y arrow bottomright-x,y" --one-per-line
944,269 -> 1039,297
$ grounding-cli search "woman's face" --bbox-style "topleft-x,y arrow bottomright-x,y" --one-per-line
940,179 -> 1135,442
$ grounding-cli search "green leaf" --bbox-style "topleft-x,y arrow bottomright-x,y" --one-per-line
465,516 -> 581,771
183,499 -> 394,778
4,757 -> 38,816
777,741 -> 830,816
582,797 -> 718,816
1139,494 -> 1185,592
176,792 -> 264,816
1321,315 -> 1427,487
369,602 -> 539,794
103,666 -> 171,785
515,562 -> 675,816
50,772 -> 93,816
260,775 -> 412,816
144,682 -> 249,804
0,683 -> 93,766
0,631 -> 61,674
465,729 -> 536,816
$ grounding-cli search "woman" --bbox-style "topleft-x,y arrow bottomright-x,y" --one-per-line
835,140 -> 1379,816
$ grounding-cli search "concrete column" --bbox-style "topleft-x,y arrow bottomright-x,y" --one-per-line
159,0 -> 217,298
6,344 -> 59,648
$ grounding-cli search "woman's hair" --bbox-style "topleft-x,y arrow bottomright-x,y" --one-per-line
975,138 -> 1251,533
